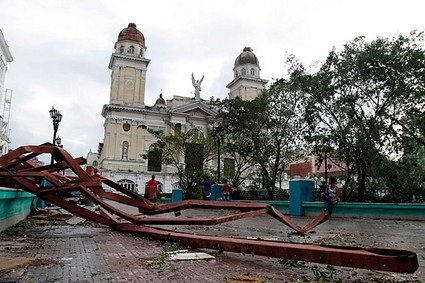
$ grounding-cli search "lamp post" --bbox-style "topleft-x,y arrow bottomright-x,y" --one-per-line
210,126 -> 224,183
324,151 -> 328,182
55,136 -> 63,148
49,106 -> 63,164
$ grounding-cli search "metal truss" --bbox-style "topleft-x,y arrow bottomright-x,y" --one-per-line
0,144 -> 418,273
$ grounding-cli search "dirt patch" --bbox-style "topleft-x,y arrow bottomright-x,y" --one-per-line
0,256 -> 36,276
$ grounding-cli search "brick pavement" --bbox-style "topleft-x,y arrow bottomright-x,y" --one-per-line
2,224 -> 302,282
1,210 -> 424,282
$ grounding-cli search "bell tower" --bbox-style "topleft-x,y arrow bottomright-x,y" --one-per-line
99,23 -> 151,167
108,23 -> 150,107
226,47 -> 268,101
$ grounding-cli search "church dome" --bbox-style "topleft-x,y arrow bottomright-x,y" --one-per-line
117,23 -> 146,48
155,95 -> 166,105
154,93 -> 166,108
234,47 -> 259,68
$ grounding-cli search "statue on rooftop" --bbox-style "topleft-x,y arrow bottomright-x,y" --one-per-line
192,72 -> 204,101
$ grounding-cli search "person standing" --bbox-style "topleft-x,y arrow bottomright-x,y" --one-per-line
221,179 -> 233,201
145,175 -> 160,203
200,177 -> 212,200
321,176 -> 341,216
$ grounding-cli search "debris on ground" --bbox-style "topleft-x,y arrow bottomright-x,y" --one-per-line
31,208 -> 73,221
65,216 -> 87,225
166,249 -> 216,261
226,274 -> 264,283
0,256 -> 37,275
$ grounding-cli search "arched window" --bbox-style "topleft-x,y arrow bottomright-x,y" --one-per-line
242,68 -> 246,76
117,179 -> 137,192
122,141 -> 129,160
128,46 -> 135,54
250,68 -> 255,76
235,71 -> 238,78
119,46 -> 124,53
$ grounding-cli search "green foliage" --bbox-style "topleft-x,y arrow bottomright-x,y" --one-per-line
311,265 -> 342,282
215,97 -> 265,188
278,259 -> 307,268
217,76 -> 307,198
141,252 -> 167,268
278,260 -> 342,282
166,242 -> 182,252
140,31 -> 425,203
294,30 -> 425,201
0,228 -> 23,239
139,121 -> 216,199
259,79 -> 307,196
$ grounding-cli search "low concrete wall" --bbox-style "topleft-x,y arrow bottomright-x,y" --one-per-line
0,188 -> 36,231
303,202 -> 425,220
232,200 -> 424,220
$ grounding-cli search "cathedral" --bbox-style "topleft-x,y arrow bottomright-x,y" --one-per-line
90,23 -> 268,194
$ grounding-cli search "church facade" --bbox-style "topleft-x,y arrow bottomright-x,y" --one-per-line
92,23 -> 267,194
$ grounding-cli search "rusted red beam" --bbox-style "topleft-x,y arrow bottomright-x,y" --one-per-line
116,223 -> 419,273
267,205 -> 329,232
131,208 -> 270,225
149,199 -> 267,214
43,193 -> 119,227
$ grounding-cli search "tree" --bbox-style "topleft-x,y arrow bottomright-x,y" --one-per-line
214,97 -> 265,189
259,79 -> 307,198
139,122 -> 216,199
298,31 -> 425,201
217,76 -> 307,199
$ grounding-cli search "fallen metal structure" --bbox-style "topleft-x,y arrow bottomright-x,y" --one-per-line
0,144 -> 419,273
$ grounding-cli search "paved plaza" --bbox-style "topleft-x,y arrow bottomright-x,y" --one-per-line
0,208 -> 424,282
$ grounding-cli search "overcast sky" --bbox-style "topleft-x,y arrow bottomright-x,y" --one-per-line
1,0 -> 424,163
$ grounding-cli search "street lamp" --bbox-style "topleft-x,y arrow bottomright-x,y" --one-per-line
49,106 -> 63,164
55,136 -> 65,174
55,136 -> 63,148
210,126 -> 224,183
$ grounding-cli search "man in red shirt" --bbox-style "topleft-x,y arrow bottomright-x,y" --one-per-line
221,179 -> 233,201
145,175 -> 160,202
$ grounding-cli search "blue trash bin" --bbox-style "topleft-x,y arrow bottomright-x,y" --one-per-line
211,184 -> 223,201
289,179 -> 314,216
172,189 -> 183,202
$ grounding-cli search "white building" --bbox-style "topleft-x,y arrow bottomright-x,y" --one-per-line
92,23 -> 267,195
0,30 -> 13,155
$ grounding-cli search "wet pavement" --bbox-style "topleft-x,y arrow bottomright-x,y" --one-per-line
0,208 -> 424,282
